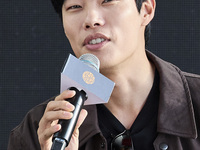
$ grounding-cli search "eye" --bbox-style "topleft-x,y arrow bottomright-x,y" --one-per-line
67,5 -> 82,10
102,0 -> 113,3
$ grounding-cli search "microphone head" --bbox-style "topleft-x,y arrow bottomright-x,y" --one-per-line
79,53 -> 100,72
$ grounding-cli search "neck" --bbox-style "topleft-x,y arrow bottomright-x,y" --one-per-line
101,50 -> 155,129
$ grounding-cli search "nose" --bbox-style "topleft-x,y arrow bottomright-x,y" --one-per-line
83,9 -> 105,29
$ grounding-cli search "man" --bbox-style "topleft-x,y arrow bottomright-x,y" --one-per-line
8,0 -> 200,149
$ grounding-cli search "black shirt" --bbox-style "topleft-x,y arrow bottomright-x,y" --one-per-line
97,70 -> 159,150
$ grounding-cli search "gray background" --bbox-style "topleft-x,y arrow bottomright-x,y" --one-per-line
1,0 -> 200,149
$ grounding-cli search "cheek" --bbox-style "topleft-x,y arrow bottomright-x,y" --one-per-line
111,7 -> 141,38
63,22 -> 78,46
64,23 -> 75,40
115,19 -> 140,50
63,15 -> 80,40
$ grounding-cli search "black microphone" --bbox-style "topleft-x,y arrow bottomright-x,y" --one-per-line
51,54 -> 100,150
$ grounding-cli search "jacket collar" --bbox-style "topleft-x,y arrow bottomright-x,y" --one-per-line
146,50 -> 197,139
79,50 -> 197,145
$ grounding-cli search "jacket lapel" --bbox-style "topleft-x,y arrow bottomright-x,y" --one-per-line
147,51 -> 197,139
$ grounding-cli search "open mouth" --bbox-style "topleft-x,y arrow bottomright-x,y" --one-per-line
83,33 -> 110,46
89,38 -> 106,45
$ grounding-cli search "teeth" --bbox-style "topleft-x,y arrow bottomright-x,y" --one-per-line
89,38 -> 105,45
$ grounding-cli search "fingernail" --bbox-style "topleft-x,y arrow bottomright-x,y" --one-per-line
70,90 -> 76,96
55,124 -> 61,131
66,102 -> 75,110
63,111 -> 73,118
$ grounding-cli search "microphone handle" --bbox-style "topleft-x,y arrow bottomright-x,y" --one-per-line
51,87 -> 88,150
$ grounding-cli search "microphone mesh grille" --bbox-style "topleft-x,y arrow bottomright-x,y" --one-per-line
79,53 -> 100,72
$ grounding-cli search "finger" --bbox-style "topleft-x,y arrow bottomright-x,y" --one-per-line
44,124 -> 61,139
38,124 -> 61,144
75,109 -> 88,130
45,100 -> 75,112
39,110 -> 73,129
71,109 -> 88,140
55,90 -> 76,101
45,110 -> 73,122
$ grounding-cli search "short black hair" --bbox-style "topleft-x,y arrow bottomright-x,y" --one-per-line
51,0 -> 151,47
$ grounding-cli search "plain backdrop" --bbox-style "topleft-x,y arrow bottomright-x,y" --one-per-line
1,0 -> 200,149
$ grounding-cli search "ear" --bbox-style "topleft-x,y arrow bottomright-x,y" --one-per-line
140,0 -> 156,26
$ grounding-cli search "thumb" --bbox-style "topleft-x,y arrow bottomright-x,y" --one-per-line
74,109 -> 88,132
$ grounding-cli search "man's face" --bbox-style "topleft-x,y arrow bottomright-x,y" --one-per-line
62,0 -> 146,71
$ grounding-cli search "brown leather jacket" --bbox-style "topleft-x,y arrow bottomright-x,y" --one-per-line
8,51 -> 200,150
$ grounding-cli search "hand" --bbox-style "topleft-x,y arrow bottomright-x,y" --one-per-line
37,90 -> 88,150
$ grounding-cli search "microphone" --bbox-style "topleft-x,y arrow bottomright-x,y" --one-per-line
51,54 -> 100,150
